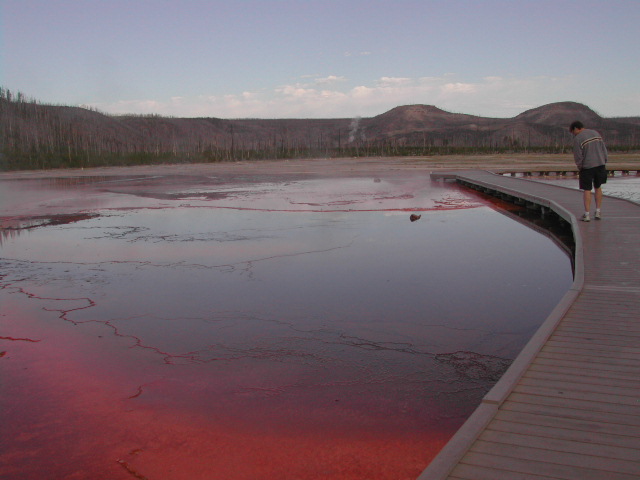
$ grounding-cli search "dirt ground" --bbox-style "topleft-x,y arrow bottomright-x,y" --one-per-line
1,153 -> 639,179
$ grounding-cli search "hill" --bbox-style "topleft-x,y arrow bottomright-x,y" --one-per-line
1,89 -> 639,170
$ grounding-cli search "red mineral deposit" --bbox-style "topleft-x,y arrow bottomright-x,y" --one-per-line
0,168 -> 573,479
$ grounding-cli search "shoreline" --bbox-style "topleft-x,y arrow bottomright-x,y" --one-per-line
1,153 -> 639,179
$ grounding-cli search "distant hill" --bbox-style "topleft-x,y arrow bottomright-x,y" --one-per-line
1,88 -> 639,170
359,101 -> 640,147
513,102 -> 603,126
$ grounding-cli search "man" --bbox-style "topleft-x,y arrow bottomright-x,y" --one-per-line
570,121 -> 608,221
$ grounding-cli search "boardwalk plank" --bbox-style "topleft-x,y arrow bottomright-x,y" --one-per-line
554,327 -> 640,339
558,321 -> 640,332
449,464 -> 551,480
554,322 -> 640,334
500,396 -> 640,426
518,376 -> 640,398
561,314 -> 640,322
455,452 -> 639,480
547,336 -> 640,350
495,408 -> 640,436
509,392 -> 638,418
568,295 -> 640,305
533,356 -> 640,375
488,419 -> 640,449
545,340 -> 640,353
523,369 -> 640,389
528,364 -> 640,383
536,351 -> 640,368
471,440 -> 640,475
542,343 -> 640,358
509,385 -> 640,416
479,430 -> 640,461
568,305 -> 640,313
565,313 -> 640,323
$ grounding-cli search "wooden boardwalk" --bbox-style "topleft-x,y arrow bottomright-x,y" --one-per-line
419,171 -> 640,480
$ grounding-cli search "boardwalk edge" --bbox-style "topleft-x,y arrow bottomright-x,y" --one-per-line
418,170 -> 585,480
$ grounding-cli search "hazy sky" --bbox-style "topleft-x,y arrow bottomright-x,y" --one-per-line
2,0 -> 639,119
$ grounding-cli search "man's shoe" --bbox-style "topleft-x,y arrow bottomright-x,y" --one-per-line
581,213 -> 590,222
595,210 -> 602,220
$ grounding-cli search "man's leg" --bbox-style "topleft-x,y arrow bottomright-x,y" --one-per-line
583,189 -> 592,212
595,187 -> 603,210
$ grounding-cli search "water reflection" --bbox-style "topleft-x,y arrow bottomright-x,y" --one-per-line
532,173 -> 640,204
0,172 -> 572,479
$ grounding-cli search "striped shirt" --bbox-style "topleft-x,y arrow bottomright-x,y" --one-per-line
573,129 -> 608,170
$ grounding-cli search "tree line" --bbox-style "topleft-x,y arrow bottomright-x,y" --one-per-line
1,87 -> 638,171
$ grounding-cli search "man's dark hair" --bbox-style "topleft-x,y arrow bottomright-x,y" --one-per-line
569,120 -> 584,131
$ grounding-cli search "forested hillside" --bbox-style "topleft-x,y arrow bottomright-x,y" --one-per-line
1,87 -> 639,170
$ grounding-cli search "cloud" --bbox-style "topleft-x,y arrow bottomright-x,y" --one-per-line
87,74 -> 590,119
314,75 -> 346,85
376,77 -> 413,89
440,82 -> 477,94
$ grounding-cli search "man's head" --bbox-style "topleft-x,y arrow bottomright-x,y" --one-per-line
569,121 -> 584,135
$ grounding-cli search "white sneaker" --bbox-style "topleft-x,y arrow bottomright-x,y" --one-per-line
581,213 -> 590,222
595,210 -> 602,220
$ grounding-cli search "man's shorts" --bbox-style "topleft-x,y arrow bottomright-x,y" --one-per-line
579,165 -> 607,191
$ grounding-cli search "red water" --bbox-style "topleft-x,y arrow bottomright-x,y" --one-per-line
0,170 -> 572,479
1,293 -> 453,480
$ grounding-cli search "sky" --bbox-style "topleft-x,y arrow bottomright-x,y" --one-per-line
1,0 -> 639,119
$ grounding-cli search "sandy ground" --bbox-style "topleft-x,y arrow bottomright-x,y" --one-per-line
1,153 -> 639,180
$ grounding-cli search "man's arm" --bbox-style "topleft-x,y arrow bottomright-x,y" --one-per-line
573,138 -> 584,170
